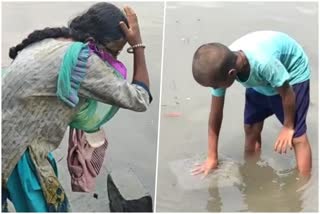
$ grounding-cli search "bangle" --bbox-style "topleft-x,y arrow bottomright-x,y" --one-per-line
127,43 -> 146,53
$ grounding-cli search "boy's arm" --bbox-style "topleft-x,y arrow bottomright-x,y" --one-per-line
260,58 -> 295,154
208,95 -> 225,161
274,82 -> 296,154
191,95 -> 224,177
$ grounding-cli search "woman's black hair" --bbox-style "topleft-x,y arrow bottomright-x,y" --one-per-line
9,2 -> 128,59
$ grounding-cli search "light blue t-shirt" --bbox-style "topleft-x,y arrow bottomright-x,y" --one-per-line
211,31 -> 310,97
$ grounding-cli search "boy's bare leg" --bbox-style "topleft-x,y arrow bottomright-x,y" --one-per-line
292,133 -> 312,176
244,121 -> 264,158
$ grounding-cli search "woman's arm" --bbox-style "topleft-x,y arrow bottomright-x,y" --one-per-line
78,6 -> 152,112
78,54 -> 150,112
120,6 -> 150,88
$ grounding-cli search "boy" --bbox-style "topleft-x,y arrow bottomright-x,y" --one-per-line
191,31 -> 312,176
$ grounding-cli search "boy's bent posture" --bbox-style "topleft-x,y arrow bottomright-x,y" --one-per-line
192,31 -> 312,177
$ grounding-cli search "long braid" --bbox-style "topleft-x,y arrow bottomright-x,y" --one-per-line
9,27 -> 71,59
9,2 -> 128,60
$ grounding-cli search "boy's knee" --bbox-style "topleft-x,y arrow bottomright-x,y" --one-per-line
244,124 -> 262,136
292,133 -> 308,146
244,124 -> 253,136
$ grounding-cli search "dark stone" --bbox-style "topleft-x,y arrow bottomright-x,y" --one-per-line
93,193 -> 98,199
107,169 -> 153,212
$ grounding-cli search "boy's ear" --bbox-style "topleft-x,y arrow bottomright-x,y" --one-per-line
228,68 -> 237,77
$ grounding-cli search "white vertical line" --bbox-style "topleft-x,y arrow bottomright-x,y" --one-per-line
0,0 -> 3,189
154,0 -> 166,212
316,1 -> 320,212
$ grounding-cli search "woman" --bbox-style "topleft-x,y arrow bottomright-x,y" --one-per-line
2,2 -> 152,212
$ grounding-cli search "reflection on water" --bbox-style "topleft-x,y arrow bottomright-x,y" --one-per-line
168,153 -> 311,212
156,1 -> 318,212
207,156 -> 308,212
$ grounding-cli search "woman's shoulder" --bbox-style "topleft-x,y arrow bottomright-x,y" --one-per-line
11,39 -> 73,67
5,39 -> 74,86
24,38 -> 73,54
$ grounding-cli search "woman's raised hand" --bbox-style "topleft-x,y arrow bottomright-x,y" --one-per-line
119,6 -> 142,46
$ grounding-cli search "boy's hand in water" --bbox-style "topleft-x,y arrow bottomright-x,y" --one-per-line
274,126 -> 294,154
191,157 -> 218,178
119,6 -> 143,46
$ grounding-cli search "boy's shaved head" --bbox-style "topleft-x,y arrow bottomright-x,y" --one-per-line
192,43 -> 236,87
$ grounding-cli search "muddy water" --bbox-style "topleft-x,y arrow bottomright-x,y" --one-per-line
156,2 -> 318,212
2,2 -> 163,211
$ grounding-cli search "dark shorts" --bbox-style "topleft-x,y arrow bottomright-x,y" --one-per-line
244,80 -> 309,138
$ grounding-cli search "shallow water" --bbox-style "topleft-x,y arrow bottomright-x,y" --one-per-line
2,2 -> 163,211
169,154 -> 243,191
156,2 -> 318,212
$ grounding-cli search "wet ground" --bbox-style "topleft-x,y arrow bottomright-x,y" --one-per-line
2,2 -> 163,211
156,2 -> 318,212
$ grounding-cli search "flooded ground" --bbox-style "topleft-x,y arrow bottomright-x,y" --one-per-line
2,2 -> 163,211
156,2 -> 318,212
